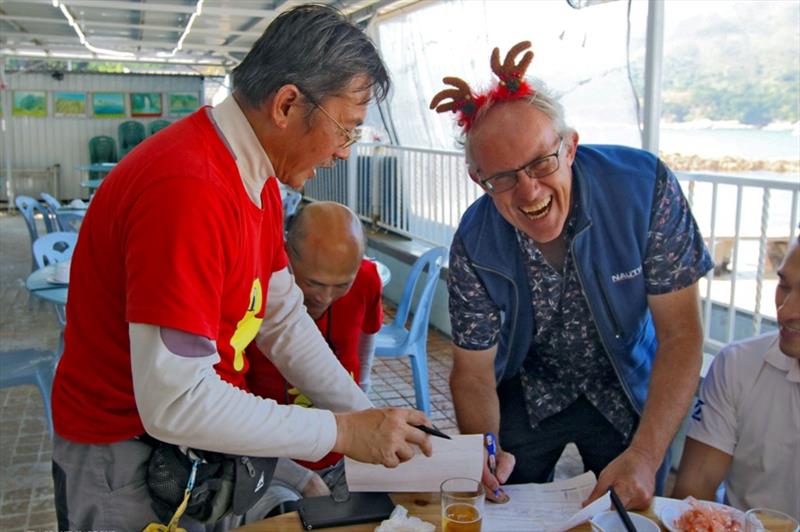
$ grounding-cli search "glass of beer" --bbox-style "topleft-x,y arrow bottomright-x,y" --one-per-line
440,477 -> 484,532
745,508 -> 799,532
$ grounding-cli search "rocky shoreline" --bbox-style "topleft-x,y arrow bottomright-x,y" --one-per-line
661,152 -> 799,174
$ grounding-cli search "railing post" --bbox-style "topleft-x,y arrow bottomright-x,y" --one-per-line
753,188 -> 770,336
370,147 -> 381,224
346,148 -> 358,212
642,0 -> 664,154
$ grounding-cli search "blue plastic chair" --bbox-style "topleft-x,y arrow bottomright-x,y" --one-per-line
33,233 -> 75,328
33,232 -> 77,269
374,247 -> 447,416
283,190 -> 303,228
55,211 -> 85,233
15,195 -> 56,271
39,193 -> 63,231
40,192 -> 61,211
0,349 -> 58,438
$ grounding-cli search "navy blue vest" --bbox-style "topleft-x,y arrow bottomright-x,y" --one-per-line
456,145 -> 661,413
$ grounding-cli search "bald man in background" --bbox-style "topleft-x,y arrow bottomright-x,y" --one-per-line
246,201 -> 384,502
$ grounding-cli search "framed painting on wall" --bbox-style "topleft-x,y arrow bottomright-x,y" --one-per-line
130,92 -> 162,117
168,92 -> 200,116
54,92 -> 86,116
13,91 -> 47,117
92,92 -> 126,118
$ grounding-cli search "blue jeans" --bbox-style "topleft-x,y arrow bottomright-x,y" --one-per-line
498,374 -> 670,494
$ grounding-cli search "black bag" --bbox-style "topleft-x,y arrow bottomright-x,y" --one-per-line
145,441 -> 277,524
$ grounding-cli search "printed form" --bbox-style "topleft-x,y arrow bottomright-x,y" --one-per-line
485,472 -> 611,532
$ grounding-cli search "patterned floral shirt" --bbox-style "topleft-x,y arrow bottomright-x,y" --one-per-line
448,161 -> 713,437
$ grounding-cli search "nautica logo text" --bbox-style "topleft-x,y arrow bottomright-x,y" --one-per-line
611,265 -> 642,283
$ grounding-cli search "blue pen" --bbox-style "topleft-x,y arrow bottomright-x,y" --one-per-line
485,432 -> 500,498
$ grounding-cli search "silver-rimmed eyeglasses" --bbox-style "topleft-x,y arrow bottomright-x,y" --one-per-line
301,91 -> 362,149
480,137 -> 564,193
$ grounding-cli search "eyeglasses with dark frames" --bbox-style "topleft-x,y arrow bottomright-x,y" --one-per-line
299,90 -> 362,149
480,137 -> 564,193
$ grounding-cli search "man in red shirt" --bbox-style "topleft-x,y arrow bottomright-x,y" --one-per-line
51,6 -> 432,530
248,202 -> 383,473
247,202 -> 384,507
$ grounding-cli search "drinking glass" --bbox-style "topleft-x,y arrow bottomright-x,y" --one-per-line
440,477 -> 484,532
745,508 -> 800,532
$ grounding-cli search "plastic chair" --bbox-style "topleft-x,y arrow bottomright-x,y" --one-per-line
40,193 -> 63,231
374,247 -> 447,416
88,135 -> 118,179
55,211 -> 84,233
118,120 -> 146,159
15,195 -> 56,271
33,232 -> 77,268
0,349 -> 58,438
40,192 -> 61,211
148,119 -> 171,136
33,233 -> 75,327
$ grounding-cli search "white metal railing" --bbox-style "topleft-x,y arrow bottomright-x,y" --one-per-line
304,143 -> 800,352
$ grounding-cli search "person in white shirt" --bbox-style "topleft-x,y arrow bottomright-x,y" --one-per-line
673,232 -> 800,519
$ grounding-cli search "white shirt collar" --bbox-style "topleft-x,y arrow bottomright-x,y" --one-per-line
763,333 -> 800,383
210,94 -> 275,206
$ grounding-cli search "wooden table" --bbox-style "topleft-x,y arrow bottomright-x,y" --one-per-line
234,492 -> 667,532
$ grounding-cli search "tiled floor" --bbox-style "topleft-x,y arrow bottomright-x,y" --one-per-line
0,210 -> 583,530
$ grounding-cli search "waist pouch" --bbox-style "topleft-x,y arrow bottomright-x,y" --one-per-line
144,438 -> 277,524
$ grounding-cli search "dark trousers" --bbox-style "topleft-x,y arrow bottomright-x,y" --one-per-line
498,374 -> 670,494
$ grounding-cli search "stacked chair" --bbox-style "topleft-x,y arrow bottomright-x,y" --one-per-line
148,119 -> 171,136
15,195 -> 56,271
118,120 -> 146,159
88,135 -> 118,179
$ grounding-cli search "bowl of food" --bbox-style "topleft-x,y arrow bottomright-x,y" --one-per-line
658,497 -> 745,532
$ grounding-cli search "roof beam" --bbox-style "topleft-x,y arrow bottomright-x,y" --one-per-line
0,15 -> 259,38
1,31 -> 252,53
60,1 -> 277,19
1,46 -> 231,66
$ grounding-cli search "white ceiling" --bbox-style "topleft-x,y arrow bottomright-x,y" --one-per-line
0,0 -> 422,67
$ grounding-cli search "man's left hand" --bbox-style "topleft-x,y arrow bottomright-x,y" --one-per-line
582,446 -> 657,510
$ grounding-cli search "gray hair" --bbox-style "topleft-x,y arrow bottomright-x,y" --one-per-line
232,4 -> 390,109
464,78 -> 572,165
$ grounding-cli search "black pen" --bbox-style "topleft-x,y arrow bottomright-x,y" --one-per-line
413,424 -> 452,440
608,487 -> 637,532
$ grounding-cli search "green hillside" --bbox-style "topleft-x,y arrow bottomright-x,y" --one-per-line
639,2 -> 799,126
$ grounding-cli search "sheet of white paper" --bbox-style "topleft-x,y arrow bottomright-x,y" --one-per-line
344,434 -> 483,492
483,471 -> 609,532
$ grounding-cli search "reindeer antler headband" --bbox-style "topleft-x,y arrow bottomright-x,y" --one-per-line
429,41 -> 535,132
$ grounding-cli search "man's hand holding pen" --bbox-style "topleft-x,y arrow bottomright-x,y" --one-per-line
483,432 -> 513,503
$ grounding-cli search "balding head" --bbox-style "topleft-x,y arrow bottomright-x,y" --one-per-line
286,202 -> 365,318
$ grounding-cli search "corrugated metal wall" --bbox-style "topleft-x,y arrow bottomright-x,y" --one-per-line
1,72 -> 204,200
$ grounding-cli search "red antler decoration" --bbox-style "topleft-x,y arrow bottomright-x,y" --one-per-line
429,40 -> 535,132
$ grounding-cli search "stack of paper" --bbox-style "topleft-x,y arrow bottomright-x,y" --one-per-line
344,434 -> 483,492
484,472 -> 610,532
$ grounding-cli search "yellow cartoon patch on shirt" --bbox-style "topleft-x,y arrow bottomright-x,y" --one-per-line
287,370 -> 356,408
230,278 -> 263,372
